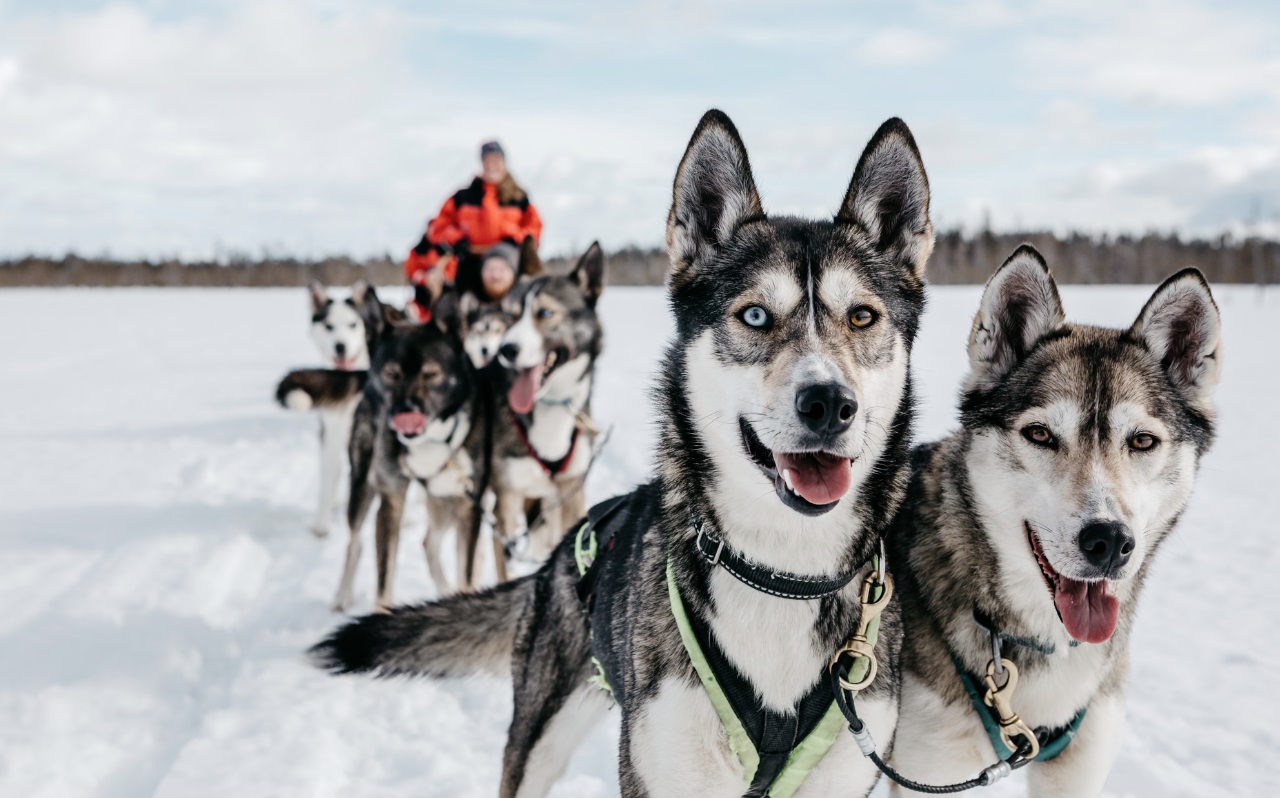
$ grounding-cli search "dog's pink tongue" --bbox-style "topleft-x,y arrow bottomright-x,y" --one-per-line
774,452 -> 852,506
508,364 -> 544,414
1054,577 -> 1120,644
391,411 -> 426,436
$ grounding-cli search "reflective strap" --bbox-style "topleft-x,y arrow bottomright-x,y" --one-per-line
953,657 -> 1087,762
574,521 -> 596,577
666,558 -> 867,794
766,702 -> 846,798
666,558 -> 761,782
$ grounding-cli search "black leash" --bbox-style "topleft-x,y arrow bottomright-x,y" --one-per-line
691,517 -> 857,600
829,660 -> 1035,793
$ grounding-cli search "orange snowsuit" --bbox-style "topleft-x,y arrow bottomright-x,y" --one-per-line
404,176 -> 542,285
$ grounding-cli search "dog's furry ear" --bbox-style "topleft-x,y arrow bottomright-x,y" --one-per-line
456,290 -> 479,323
837,118 -> 933,280
350,279 -> 370,306
1130,268 -> 1221,410
431,290 -> 463,337
666,110 -> 763,282
519,236 -> 544,277
349,279 -> 389,339
571,241 -> 606,308
308,280 -> 329,315
967,245 -> 1064,389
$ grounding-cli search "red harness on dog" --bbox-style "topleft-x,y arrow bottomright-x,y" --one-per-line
510,407 -> 580,477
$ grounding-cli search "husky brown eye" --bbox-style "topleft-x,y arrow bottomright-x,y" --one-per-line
849,306 -> 877,329
381,363 -> 402,384
1128,432 -> 1159,451
1022,424 -> 1057,449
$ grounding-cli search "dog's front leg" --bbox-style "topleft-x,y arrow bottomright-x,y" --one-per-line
372,478 -> 409,613
494,487 -> 526,584
1026,692 -> 1124,798
314,407 -> 353,537
423,493 -> 456,595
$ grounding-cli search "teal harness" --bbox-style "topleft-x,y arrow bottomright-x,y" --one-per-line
953,657 -> 1087,762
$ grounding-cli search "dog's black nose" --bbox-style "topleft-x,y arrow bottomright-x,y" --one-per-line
795,383 -> 857,436
1077,521 -> 1134,576
498,342 -> 520,365
334,342 -> 347,356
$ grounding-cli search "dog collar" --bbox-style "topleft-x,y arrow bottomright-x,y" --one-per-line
692,516 -> 858,600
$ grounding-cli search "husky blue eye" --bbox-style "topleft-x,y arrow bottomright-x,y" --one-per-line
741,306 -> 770,328
537,308 -> 554,319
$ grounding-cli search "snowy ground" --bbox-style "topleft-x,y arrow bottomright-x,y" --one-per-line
0,284 -> 1275,798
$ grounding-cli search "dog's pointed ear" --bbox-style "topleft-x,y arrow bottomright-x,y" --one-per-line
967,245 -> 1064,389
837,118 -> 933,280
456,290 -> 479,322
666,110 -> 763,282
308,280 -> 329,314
431,289 -> 463,337
519,235 -> 544,276
1129,268 -> 1222,410
570,241 -> 606,308
350,279 -> 370,306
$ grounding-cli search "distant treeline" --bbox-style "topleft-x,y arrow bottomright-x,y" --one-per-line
2,231 -> 1277,287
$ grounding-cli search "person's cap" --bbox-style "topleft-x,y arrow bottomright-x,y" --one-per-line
480,140 -> 504,159
484,241 -> 519,270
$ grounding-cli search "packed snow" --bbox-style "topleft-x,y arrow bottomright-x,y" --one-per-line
0,284 -> 1275,797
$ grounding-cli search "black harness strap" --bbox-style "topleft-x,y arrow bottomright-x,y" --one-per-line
574,494 -> 630,611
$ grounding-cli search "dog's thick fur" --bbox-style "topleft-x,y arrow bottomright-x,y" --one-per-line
334,313 -> 481,613
312,110 -> 935,797
888,249 -> 1221,796
276,281 -> 399,537
487,244 -> 606,581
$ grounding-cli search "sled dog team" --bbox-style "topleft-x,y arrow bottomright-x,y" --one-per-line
283,111 -> 1221,797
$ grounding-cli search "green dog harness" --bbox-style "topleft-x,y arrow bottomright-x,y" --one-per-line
574,510 -> 886,797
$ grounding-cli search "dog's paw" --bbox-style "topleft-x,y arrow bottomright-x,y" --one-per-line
331,594 -> 353,613
310,524 -> 330,539
284,388 -> 313,413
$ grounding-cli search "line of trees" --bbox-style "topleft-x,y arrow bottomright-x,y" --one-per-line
2,231 -> 1277,287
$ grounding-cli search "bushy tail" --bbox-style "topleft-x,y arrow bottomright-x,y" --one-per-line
309,576 -> 533,678
275,368 -> 367,413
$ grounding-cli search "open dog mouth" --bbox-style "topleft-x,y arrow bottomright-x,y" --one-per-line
390,410 -> 427,440
507,346 -> 568,414
1026,523 -> 1120,644
332,355 -> 358,370
739,417 -> 853,517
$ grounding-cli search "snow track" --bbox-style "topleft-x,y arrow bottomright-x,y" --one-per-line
0,286 -> 1274,797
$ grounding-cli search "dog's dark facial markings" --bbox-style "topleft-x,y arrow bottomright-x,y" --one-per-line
662,111 -> 932,520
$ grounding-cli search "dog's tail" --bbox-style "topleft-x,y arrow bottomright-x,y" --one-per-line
309,577 -> 532,678
275,368 -> 367,413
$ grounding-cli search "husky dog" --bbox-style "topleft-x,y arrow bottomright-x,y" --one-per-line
333,313 -> 479,613
312,110 -> 935,798
487,243 -> 605,581
277,280 -> 396,537
888,248 -> 1221,796
458,291 -> 513,369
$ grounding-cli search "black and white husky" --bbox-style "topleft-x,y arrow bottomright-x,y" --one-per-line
277,281 -> 394,537
312,109 -> 935,797
888,248 -> 1221,795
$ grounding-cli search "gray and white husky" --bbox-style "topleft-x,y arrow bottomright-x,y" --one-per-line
488,242 -> 605,582
277,280 -> 394,537
311,109 -> 934,798
888,247 -> 1221,796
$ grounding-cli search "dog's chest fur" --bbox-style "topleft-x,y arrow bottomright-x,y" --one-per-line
399,413 -> 471,486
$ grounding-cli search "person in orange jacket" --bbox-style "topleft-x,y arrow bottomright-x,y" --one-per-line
405,141 -> 542,318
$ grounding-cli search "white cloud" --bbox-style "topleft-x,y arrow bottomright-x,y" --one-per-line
857,28 -> 949,65
0,0 -> 1276,260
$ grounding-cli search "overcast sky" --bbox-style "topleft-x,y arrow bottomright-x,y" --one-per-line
1,0 -> 1278,260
